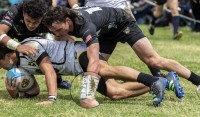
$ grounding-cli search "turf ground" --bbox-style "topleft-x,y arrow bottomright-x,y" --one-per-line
0,25 -> 200,117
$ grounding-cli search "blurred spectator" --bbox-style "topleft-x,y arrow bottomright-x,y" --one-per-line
148,0 -> 183,40
190,0 -> 200,32
0,0 -> 10,10
8,0 -> 22,5
179,0 -> 192,27
53,0 -> 85,7
131,0 -> 154,24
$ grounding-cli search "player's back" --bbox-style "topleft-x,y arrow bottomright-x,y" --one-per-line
75,7 -> 131,34
19,37 -> 83,76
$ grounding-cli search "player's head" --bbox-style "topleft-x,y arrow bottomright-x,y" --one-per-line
0,45 -> 16,70
43,7 -> 77,37
22,0 -> 48,31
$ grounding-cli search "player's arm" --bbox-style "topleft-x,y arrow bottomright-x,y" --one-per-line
81,23 -> 99,74
36,56 -> 57,105
79,23 -> 101,108
0,7 -> 37,56
68,0 -> 79,8
5,76 -> 40,98
0,24 -> 37,56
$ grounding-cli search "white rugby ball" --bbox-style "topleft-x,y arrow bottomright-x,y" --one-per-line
6,67 -> 34,92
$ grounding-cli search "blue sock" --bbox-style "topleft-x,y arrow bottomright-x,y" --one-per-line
172,16 -> 180,35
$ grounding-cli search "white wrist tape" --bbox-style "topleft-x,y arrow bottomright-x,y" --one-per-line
48,96 -> 57,103
80,75 -> 100,99
7,39 -> 20,50
0,34 -> 7,41
72,4 -> 79,8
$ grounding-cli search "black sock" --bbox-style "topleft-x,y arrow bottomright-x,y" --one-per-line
151,15 -> 157,26
57,75 -> 62,83
148,66 -> 162,77
137,73 -> 159,87
188,71 -> 200,86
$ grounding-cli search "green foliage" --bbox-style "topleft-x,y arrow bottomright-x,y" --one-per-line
1,25 -> 200,116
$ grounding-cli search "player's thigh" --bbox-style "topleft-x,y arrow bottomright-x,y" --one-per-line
167,0 -> 179,16
78,51 -> 106,71
131,37 -> 160,64
154,5 -> 164,17
167,0 -> 178,8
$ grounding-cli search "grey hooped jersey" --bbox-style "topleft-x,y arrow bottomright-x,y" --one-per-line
17,37 -> 86,76
85,0 -> 128,9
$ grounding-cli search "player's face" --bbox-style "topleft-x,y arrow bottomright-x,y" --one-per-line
0,57 -> 13,70
23,13 -> 42,31
48,21 -> 70,37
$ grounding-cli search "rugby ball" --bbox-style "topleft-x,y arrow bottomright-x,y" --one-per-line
6,67 -> 34,92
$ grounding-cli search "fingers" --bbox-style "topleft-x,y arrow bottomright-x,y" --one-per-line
11,78 -> 18,88
17,45 -> 37,56
5,78 -> 9,86
13,78 -> 17,87
5,78 -> 18,90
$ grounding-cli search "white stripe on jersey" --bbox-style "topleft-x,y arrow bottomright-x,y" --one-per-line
85,0 -> 129,9
18,37 -> 86,76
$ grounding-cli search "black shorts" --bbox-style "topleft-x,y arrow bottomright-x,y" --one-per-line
98,18 -> 146,54
155,0 -> 167,5
78,51 -> 108,96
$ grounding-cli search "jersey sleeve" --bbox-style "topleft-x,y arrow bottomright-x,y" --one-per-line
0,5 -> 19,28
80,22 -> 98,45
23,41 -> 49,65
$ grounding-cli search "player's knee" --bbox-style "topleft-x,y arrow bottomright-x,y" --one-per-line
146,56 -> 162,68
154,10 -> 162,18
170,8 -> 179,16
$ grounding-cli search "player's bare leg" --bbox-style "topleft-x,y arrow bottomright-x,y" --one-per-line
131,37 -> 191,79
105,79 -> 150,100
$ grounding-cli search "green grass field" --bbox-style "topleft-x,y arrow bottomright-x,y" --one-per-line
1,25 -> 200,117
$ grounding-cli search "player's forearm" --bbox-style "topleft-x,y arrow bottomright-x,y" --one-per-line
0,34 -> 20,50
44,72 -> 57,97
87,43 -> 100,74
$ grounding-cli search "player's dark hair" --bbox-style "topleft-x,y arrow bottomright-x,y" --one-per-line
23,0 -> 48,19
0,45 -> 14,60
43,6 -> 78,27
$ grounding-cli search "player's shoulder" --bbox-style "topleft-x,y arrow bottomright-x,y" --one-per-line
6,4 -> 22,19
21,37 -> 48,49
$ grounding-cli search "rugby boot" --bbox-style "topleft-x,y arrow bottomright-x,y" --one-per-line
58,80 -> 72,89
151,77 -> 168,107
148,24 -> 155,35
173,31 -> 183,40
165,71 -> 184,99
